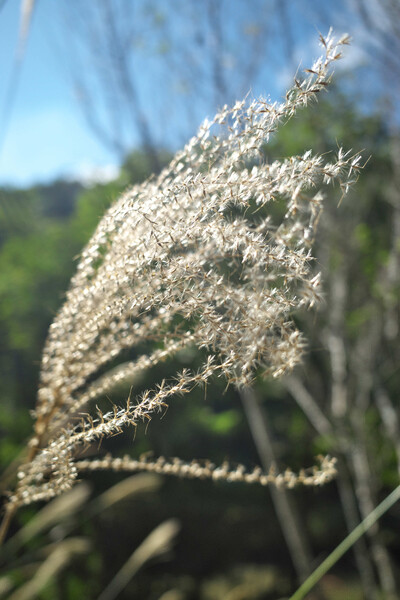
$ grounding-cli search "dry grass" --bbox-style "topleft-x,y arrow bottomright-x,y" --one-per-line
1,31 -> 361,544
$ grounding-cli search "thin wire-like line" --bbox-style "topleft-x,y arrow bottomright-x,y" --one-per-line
0,0 -> 37,159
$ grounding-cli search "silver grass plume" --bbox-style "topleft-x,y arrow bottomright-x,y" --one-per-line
7,31 -> 361,513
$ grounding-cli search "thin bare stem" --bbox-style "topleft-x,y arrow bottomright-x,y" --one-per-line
289,484 -> 400,600
0,504 -> 17,547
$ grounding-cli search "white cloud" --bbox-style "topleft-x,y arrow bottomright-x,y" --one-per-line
0,107 -> 118,187
66,162 -> 120,187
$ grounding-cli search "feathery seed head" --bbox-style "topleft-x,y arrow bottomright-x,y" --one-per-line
9,31 -> 359,508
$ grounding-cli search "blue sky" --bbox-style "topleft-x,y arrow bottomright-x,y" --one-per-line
0,1 -> 369,189
0,1 -> 118,187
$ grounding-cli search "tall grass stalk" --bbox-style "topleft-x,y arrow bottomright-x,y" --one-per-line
289,484 -> 400,600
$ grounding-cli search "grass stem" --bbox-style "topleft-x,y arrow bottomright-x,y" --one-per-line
289,483 -> 400,600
